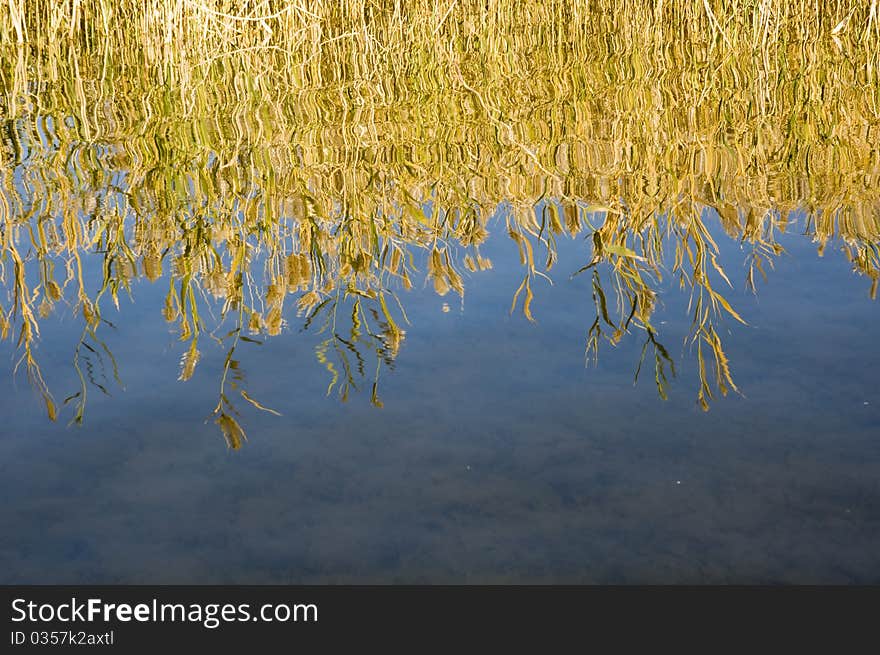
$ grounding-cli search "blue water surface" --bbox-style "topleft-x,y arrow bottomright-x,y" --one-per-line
1,214 -> 879,583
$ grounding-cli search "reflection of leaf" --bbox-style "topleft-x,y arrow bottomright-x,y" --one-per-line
240,390 -> 281,416
178,340 -> 200,381
371,382 -> 384,408
215,412 -> 247,450
511,275 -> 527,315
604,244 -> 646,261
377,292 -> 400,334
708,287 -> 747,325
707,328 -> 738,395
523,277 -> 534,322
634,330 -> 676,401
592,271 -> 614,327
43,394 -> 57,421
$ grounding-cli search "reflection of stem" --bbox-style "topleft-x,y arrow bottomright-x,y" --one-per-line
309,290 -> 403,406
212,300 -> 248,450
371,356 -> 383,408
210,277 -> 281,449
634,329 -> 676,401
70,327 -> 89,425
67,283 -> 123,424
214,302 -> 242,416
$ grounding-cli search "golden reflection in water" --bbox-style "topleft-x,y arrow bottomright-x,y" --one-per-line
1,2 -> 879,446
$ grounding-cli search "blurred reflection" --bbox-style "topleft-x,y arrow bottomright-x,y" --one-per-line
1,3 -> 878,446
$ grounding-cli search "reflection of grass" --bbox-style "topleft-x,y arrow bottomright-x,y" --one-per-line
1,1 -> 879,445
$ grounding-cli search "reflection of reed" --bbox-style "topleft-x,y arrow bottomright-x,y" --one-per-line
1,2 -> 878,445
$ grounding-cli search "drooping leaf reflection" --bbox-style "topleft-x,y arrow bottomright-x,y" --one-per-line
1,2 -> 878,446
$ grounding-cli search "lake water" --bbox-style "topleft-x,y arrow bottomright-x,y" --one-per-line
1,4 -> 879,583
1,211 -> 878,583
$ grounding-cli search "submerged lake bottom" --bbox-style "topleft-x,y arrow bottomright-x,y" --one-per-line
1,224 -> 878,584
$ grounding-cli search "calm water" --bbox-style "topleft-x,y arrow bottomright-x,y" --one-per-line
2,4 -> 880,582
1,214 -> 878,583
